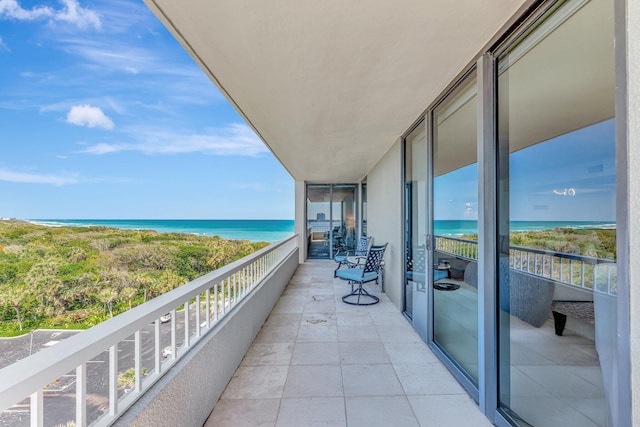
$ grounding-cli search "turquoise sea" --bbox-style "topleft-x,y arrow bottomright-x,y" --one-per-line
28,219 -> 614,242
29,219 -> 295,243
434,220 -> 616,236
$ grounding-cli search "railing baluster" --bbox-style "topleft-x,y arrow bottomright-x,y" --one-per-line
184,299 -> 190,348
155,319 -> 161,374
170,309 -> 177,360
222,280 -> 227,315
135,331 -> 142,392
206,289 -> 211,328
109,344 -> 118,416
196,295 -> 201,337
234,273 -> 238,304
30,389 -> 43,427
214,282 -> 219,321
76,363 -> 86,427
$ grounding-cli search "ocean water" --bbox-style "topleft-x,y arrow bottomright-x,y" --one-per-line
433,220 -> 615,236
29,219 -> 613,242
30,219 -> 295,243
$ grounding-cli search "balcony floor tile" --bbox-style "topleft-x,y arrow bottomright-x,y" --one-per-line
206,260 -> 490,426
345,396 -> 419,427
283,365 -> 344,397
221,366 -> 289,399
291,342 -> 341,365
276,397 -> 346,427
204,398 -> 279,427
241,343 -> 294,367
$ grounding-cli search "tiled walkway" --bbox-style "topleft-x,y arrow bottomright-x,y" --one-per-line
205,260 -> 491,427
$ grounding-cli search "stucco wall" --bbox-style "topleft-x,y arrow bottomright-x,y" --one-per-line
114,249 -> 299,427
366,138 -> 403,310
627,0 -> 640,422
295,180 -> 306,262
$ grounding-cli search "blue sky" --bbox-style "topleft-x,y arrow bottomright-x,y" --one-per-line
434,119 -> 616,222
0,0 -> 294,219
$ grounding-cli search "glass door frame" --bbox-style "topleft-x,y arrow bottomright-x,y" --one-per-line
397,0 -> 631,425
401,119 -> 428,332
305,183 -> 359,260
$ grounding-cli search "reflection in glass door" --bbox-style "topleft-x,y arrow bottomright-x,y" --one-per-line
496,0 -> 616,425
431,72 -> 479,385
403,121 -> 426,333
306,184 -> 357,259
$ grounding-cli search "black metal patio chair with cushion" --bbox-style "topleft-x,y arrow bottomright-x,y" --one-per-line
334,235 -> 372,277
336,243 -> 387,305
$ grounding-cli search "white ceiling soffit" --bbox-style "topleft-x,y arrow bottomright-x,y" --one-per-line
145,0 -> 527,183
433,0 -> 614,178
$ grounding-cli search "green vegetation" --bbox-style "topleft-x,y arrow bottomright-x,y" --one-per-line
508,228 -> 616,260
0,221 -> 268,337
118,367 -> 148,389
461,227 -> 616,260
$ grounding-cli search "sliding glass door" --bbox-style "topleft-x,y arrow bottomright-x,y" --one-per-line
404,121 -> 427,329
432,71 -> 479,385
306,184 -> 358,259
496,0 -> 616,424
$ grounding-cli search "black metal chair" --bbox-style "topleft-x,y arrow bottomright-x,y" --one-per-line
334,235 -> 372,277
336,244 -> 387,305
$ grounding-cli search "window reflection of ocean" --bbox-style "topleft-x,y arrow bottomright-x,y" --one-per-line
434,220 -> 615,236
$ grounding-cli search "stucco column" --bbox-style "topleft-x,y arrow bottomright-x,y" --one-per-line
294,180 -> 306,263
626,0 -> 640,423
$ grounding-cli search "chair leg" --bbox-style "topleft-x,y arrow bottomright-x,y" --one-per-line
342,282 -> 379,306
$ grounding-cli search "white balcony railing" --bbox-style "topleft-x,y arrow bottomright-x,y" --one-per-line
0,235 -> 298,427
435,235 -> 617,296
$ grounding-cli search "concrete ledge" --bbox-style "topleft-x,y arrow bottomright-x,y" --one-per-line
114,248 -> 299,427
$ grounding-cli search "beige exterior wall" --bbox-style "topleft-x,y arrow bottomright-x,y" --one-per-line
294,180 -> 306,262
366,138 -> 403,310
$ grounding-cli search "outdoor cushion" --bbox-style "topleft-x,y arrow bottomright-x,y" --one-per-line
336,268 -> 377,283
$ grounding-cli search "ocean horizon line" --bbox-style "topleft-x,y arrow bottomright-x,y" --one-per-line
21,219 -> 616,241
25,218 -> 295,243
26,218 -> 293,222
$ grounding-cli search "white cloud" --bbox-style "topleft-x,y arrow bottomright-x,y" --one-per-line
0,169 -> 77,186
0,0 -> 50,20
55,0 -> 101,30
81,123 -> 269,157
0,0 -> 101,30
0,36 -> 9,51
66,104 -> 114,129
